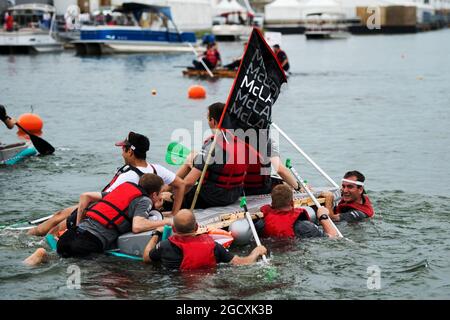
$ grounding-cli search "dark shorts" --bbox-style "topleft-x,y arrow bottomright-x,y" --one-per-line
56,227 -> 103,258
182,187 -> 218,209
66,208 -> 78,230
244,177 -> 284,196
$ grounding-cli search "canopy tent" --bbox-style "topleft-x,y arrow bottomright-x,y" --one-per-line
264,0 -> 303,22
213,0 -> 247,15
299,0 -> 347,18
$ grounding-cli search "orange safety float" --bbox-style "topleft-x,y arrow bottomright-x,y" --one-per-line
188,85 -> 206,99
17,113 -> 44,135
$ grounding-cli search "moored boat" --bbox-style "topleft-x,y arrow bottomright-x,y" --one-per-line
72,2 -> 203,55
0,3 -> 63,54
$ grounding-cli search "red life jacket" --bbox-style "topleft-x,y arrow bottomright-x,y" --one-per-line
168,234 -> 217,271
6,15 -> 14,31
86,182 -> 146,231
102,164 -> 156,192
335,195 -> 375,218
244,161 -> 271,191
261,204 -> 309,238
205,49 -> 219,67
203,130 -> 248,190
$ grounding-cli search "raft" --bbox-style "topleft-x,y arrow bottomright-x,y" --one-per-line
0,142 -> 37,165
182,68 -> 237,79
112,187 -> 339,259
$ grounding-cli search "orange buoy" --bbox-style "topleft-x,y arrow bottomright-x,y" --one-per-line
188,85 -> 206,99
17,113 -> 43,135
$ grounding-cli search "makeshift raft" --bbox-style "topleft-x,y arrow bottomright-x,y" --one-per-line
182,68 -> 237,79
113,187 -> 339,259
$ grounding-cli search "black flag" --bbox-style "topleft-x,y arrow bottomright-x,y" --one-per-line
219,28 -> 287,131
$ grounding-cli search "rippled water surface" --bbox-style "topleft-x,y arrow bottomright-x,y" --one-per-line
1,29 -> 450,299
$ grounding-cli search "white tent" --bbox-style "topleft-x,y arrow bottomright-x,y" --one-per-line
264,0 -> 303,22
299,0 -> 347,18
213,0 -> 246,15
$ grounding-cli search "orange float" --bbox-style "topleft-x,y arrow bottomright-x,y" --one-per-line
17,113 -> 43,135
188,85 -> 206,99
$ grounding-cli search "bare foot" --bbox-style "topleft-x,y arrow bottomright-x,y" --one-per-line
23,248 -> 48,266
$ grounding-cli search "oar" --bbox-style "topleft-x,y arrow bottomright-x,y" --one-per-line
0,214 -> 53,230
285,158 -> 343,238
15,122 -> 55,155
240,197 -> 268,263
165,141 -> 191,165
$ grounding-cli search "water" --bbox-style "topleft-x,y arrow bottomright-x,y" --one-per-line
1,30 -> 450,299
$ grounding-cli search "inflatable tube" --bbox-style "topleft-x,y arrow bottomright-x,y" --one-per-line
229,219 -> 253,246
207,228 -> 234,248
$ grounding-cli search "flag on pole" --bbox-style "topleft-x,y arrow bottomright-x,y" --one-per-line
220,27 -> 288,132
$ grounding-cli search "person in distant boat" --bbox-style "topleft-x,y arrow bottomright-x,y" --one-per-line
320,170 -> 375,222
192,42 -> 222,70
27,131 -> 185,237
174,102 -> 250,209
223,42 -> 247,71
255,184 -> 340,239
143,209 -> 267,270
272,44 -> 290,72
4,12 -> 14,32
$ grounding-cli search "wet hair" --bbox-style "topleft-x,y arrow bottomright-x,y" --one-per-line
173,209 -> 197,234
271,184 -> 293,209
343,170 -> 365,183
208,102 -> 225,122
138,173 -> 163,195
343,170 -> 366,193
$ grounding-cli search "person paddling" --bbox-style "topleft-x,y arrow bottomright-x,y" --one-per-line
191,42 -> 222,71
143,209 -> 267,270
272,44 -> 290,72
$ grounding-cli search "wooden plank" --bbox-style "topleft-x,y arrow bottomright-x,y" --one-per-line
196,196 -> 325,234
182,68 -> 237,79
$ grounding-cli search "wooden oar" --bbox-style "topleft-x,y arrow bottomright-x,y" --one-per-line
15,122 -> 55,155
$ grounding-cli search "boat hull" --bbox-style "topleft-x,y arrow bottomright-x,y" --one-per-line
0,142 -> 37,165
0,31 -> 63,54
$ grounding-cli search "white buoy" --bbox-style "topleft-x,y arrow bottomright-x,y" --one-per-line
229,218 -> 253,245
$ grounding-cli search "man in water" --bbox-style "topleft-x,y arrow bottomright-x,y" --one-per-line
272,44 -> 290,72
143,209 -> 267,270
24,173 -> 171,265
321,170 -> 375,222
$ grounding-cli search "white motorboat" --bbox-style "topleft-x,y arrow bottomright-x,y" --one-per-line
0,3 -> 63,54
304,13 -> 350,40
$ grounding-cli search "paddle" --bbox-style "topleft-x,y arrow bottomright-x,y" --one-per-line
165,141 -> 191,165
285,158 -> 343,238
15,122 -> 55,156
240,196 -> 268,264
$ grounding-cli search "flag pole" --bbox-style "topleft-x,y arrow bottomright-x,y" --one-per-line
271,122 -> 340,189
189,129 -> 221,210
